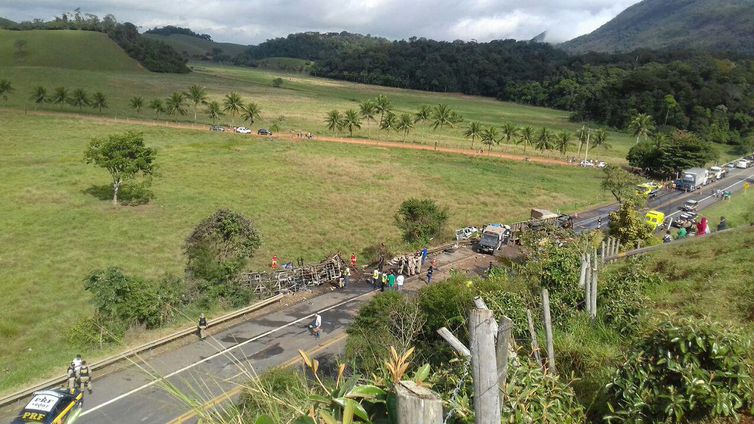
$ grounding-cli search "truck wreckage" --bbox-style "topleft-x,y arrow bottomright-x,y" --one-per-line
239,254 -> 346,296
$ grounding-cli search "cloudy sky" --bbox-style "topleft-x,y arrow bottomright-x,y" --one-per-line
0,0 -> 640,45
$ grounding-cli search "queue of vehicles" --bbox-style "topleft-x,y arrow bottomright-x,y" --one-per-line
209,125 -> 274,136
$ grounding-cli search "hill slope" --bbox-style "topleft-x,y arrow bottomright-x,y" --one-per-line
562,0 -> 754,55
143,33 -> 248,59
0,17 -> 16,28
0,29 -> 143,71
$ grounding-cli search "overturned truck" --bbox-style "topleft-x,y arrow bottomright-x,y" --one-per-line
238,254 -> 345,297
508,208 -> 573,244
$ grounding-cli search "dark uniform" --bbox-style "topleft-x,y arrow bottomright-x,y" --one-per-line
198,314 -> 208,340
78,362 -> 92,393
66,363 -> 77,391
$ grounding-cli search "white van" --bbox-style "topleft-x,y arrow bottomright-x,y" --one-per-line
736,159 -> 750,169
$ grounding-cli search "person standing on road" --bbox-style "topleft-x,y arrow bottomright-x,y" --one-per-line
663,231 -> 672,243
717,216 -> 728,231
343,267 -> 351,288
421,247 -> 428,264
198,313 -> 208,340
406,255 -> 414,276
388,272 -> 396,290
381,272 -> 387,292
309,313 -> 322,338
426,266 -> 434,284
396,274 -> 404,291
350,253 -> 357,268
415,253 -> 422,274
78,361 -> 92,394
372,269 -> 379,288
66,363 -> 77,392
597,217 -> 602,230
677,226 -> 688,239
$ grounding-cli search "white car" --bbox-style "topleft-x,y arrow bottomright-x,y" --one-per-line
736,159 -> 750,169
597,161 -> 607,168
235,127 -> 252,134
579,160 -> 594,168
455,227 -> 479,240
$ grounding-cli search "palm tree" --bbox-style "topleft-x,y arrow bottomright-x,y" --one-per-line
240,102 -> 262,126
223,92 -> 244,125
431,104 -> 456,130
534,127 -> 553,152
480,126 -> 500,152
414,105 -> 432,124
380,111 -> 397,132
0,79 -> 13,102
519,126 -> 534,153
341,109 -> 362,137
464,121 -> 483,150
51,87 -> 69,109
374,94 -> 392,124
325,110 -> 342,133
396,113 -> 414,141
70,88 -> 89,110
129,96 -> 144,114
91,92 -> 107,113
30,86 -> 47,109
664,94 -> 678,126
359,100 -> 376,133
629,113 -> 655,144
206,101 -> 223,124
165,92 -> 188,117
149,99 -> 165,118
555,131 -> 573,156
500,123 -> 519,150
186,85 -> 208,122
576,125 -> 589,157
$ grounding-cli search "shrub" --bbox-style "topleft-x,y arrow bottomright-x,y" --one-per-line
67,315 -> 125,348
394,198 -> 449,244
272,77 -> 284,88
599,259 -> 663,335
605,318 -> 754,422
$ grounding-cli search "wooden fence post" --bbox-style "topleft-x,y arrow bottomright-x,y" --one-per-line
590,254 -> 598,319
395,381 -> 443,424
578,256 -> 587,288
496,317 -> 513,407
526,309 -> 543,368
469,308 -> 501,424
541,289 -> 557,375
601,241 -> 606,263
584,258 -> 592,312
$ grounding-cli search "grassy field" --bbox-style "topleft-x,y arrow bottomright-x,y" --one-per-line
0,29 -> 142,71
144,33 -> 249,57
0,29 -> 654,163
0,110 -> 611,393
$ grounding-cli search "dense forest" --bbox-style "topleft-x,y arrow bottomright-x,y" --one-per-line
234,32 -> 754,147
144,25 -> 212,41
3,12 -> 189,73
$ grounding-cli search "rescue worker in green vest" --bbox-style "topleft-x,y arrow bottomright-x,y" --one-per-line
372,269 -> 379,288
78,360 -> 92,393
66,362 -> 77,392
381,272 -> 388,292
343,267 -> 351,288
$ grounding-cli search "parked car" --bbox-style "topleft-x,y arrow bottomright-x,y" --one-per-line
736,159 -> 751,169
258,128 -> 272,136
11,389 -> 83,424
596,161 -> 607,168
579,160 -> 594,168
235,127 -> 251,134
726,162 -> 736,169
209,125 -> 224,132
455,226 -> 479,240
682,199 -> 699,212
708,166 -> 725,180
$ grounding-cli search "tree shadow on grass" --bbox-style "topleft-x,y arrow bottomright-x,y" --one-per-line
83,183 -> 154,206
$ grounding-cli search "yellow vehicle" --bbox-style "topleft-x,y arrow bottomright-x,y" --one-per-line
645,210 -> 665,230
637,183 -> 660,199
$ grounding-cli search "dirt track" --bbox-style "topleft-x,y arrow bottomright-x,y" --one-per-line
4,108 -> 570,167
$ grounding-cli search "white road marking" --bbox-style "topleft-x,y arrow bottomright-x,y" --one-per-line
80,290 -> 373,416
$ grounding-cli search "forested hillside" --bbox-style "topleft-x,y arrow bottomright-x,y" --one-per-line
562,0 -> 754,55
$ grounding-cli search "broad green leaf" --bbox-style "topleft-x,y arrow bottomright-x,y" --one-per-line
347,384 -> 386,399
254,416 -> 275,424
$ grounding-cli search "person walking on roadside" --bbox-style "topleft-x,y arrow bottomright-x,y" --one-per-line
663,231 -> 672,243
388,272 -> 396,290
597,217 -> 602,230
343,267 -> 351,288
426,266 -> 434,284
421,247 -> 428,264
350,253 -> 357,268
381,272 -> 387,292
372,269 -> 379,289
717,216 -> 728,231
309,313 -> 322,338
677,226 -> 688,239
396,273 -> 405,291
78,361 -> 92,393
697,217 -> 709,236
198,313 -> 208,340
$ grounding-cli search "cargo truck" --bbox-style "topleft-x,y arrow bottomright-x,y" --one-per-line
676,168 -> 709,192
478,225 -> 511,254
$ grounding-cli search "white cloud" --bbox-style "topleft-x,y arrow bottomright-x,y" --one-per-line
0,0 -> 641,44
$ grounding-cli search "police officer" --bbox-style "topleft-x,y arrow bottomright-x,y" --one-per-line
66,362 -> 77,392
198,313 -> 208,340
78,361 -> 92,393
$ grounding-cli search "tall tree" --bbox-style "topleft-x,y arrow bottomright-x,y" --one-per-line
51,87 -> 69,109
593,129 -> 611,150
601,166 -> 643,205
129,96 -> 144,114
534,127 -> 553,152
359,100 -> 376,133
431,104 -> 456,130
223,92 -> 244,125
205,100 -> 223,124
464,121 -> 483,150
555,131 -> 572,156
341,109 -> 362,137
414,105 -> 432,124
396,113 -> 414,141
186,85 -> 208,122
84,131 -> 156,205
576,125 -> 589,157
500,122 -> 519,147
91,92 -> 107,113
0,79 -> 13,102
325,110 -> 342,133
380,111 -> 397,132
629,113 -> 655,144
30,86 -> 47,109
70,88 -> 90,110
165,92 -> 187,117
240,102 -> 262,126
480,126 -> 500,152
374,94 -> 392,124
149,99 -> 165,118
663,94 -> 679,126
519,126 -> 534,153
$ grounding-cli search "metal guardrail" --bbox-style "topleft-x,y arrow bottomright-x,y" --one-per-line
0,294 -> 284,409
603,226 -> 744,262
